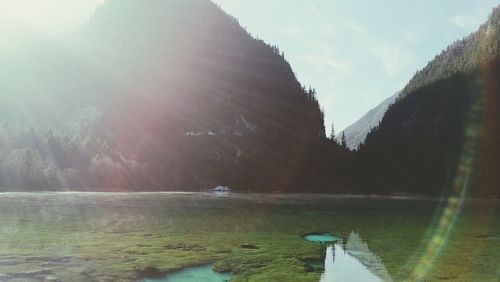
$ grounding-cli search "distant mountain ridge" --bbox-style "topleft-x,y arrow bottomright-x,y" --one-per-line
339,91 -> 400,150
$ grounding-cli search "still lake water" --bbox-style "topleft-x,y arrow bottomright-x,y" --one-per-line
0,192 -> 497,281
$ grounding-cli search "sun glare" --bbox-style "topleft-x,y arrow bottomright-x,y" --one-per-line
0,0 -> 104,34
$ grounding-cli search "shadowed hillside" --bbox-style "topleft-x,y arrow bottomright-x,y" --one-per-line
358,7 -> 500,196
0,0 -> 350,192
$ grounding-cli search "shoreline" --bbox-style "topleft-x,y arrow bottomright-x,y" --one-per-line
0,191 -> 497,200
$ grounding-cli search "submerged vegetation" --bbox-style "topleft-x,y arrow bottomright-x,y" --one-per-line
0,193 -> 497,281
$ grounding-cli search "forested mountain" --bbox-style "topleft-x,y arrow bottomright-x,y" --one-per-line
339,92 -> 399,150
403,7 -> 500,95
0,0 -> 349,192
358,7 -> 500,196
1,1 -> 498,196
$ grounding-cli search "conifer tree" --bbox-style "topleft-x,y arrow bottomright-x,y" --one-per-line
341,132 -> 347,149
330,123 -> 336,141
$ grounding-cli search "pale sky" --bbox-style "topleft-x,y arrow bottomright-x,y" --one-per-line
1,0 -> 499,131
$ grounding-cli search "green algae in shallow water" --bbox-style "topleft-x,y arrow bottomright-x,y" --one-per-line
141,264 -> 232,282
0,193 -> 497,281
304,234 -> 338,244
302,258 -> 324,271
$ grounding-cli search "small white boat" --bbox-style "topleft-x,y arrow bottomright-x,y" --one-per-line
214,185 -> 232,192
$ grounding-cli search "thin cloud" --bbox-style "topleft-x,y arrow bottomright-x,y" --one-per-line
373,45 -> 417,77
447,6 -> 492,30
301,42 -> 353,87
448,15 -> 478,29
282,24 -> 306,38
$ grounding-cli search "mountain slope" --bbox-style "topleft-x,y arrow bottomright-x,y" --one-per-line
359,7 -> 500,196
339,92 -> 399,150
403,6 -> 500,95
77,0 -> 326,147
0,0 -> 342,192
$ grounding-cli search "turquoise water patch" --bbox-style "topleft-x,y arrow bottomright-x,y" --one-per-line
304,233 -> 338,244
142,264 -> 232,282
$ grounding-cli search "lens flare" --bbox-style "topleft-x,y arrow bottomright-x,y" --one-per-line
410,63 -> 498,280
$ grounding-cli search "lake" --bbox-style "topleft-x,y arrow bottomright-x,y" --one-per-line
0,192 -> 497,281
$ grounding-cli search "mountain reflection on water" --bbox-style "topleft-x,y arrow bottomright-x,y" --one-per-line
320,232 -> 391,282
